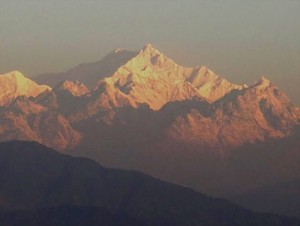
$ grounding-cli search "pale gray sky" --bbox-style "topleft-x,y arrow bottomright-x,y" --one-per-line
1,0 -> 299,104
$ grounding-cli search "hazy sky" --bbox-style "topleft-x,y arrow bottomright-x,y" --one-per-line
1,0 -> 299,103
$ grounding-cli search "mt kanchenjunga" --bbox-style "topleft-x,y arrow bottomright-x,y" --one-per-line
85,44 -> 244,111
1,44 -> 300,199
34,44 -> 245,111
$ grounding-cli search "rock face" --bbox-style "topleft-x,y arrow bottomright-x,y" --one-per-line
0,45 -> 300,206
0,71 -> 50,106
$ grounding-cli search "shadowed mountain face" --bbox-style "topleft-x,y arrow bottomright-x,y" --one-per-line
0,97 -> 81,150
0,141 -> 299,226
0,45 -> 300,217
34,49 -> 138,89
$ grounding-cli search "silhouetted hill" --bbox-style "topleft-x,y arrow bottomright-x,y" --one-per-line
230,178 -> 300,219
0,141 -> 299,226
0,206 -> 145,226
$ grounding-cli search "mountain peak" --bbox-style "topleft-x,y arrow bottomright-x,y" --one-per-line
6,70 -> 25,79
95,44 -> 244,110
253,76 -> 272,90
55,80 -> 89,97
139,43 -> 162,57
143,43 -> 155,50
0,71 -> 51,106
259,76 -> 270,83
0,71 -> 29,84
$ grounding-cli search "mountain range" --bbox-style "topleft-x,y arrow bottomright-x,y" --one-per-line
0,141 -> 299,226
0,44 -> 299,218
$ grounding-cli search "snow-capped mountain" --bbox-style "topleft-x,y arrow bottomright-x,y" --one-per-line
1,44 -> 300,204
82,44 -> 244,110
0,71 -> 50,106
